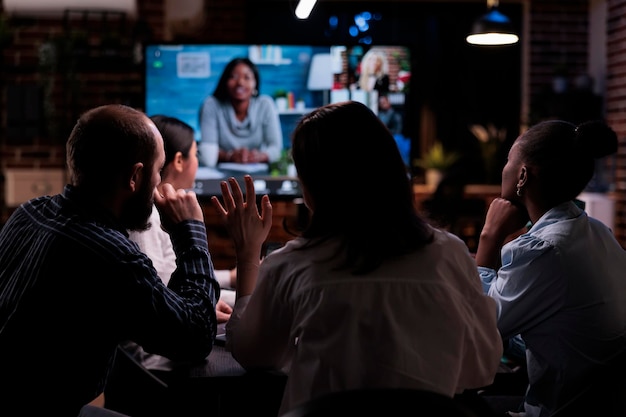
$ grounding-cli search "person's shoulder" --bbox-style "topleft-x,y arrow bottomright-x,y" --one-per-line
63,218 -> 144,265
252,95 -> 279,116
202,95 -> 221,109
424,228 -> 479,262
260,237 -> 330,270
261,238 -> 303,263
255,95 -> 276,107
431,227 -> 467,249
528,202 -> 584,246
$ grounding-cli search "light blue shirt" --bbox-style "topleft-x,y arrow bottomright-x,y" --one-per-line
479,201 -> 626,417
199,95 -> 283,165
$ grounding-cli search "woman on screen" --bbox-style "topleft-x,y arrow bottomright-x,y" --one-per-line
198,57 -> 283,167
358,49 -> 390,94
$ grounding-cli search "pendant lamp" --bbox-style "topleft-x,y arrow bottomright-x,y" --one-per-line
466,0 -> 519,46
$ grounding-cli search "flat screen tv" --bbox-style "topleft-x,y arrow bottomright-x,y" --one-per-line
144,43 -> 412,198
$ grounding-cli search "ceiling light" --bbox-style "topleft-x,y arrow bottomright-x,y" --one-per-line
466,0 -> 519,46
295,0 -> 317,20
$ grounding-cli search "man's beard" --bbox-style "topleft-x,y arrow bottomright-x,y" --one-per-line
121,179 -> 155,232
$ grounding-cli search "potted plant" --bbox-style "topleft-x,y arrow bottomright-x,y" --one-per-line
414,141 -> 460,187
273,89 -> 288,111
469,123 -> 507,184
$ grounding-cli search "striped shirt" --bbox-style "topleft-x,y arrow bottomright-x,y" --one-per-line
0,184 -> 219,416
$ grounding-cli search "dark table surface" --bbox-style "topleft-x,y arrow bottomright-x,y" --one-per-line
142,341 -> 287,417
187,342 -> 247,378
142,323 -> 281,379
136,331 -> 523,417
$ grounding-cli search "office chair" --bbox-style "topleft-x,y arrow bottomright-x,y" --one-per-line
280,388 -> 498,417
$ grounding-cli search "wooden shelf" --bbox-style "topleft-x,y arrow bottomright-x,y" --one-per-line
413,183 -> 501,207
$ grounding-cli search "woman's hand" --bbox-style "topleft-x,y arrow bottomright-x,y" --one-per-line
475,198 -> 529,269
216,299 -> 233,323
211,175 -> 272,258
482,198 -> 529,240
211,175 -> 272,297
229,148 -> 268,163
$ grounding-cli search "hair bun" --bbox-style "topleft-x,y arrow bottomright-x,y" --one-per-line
575,120 -> 618,158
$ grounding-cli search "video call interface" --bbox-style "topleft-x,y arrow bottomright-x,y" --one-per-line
144,43 -> 411,197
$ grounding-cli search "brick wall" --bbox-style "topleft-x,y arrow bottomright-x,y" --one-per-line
0,2 -> 162,220
0,0 -> 165,145
526,0 -> 626,247
0,0 -> 247,143
605,0 -> 626,245
527,0 -> 590,123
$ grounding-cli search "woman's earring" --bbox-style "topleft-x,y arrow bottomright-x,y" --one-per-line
516,185 -> 522,197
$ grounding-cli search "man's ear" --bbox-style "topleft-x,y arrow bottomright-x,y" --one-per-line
128,162 -> 144,192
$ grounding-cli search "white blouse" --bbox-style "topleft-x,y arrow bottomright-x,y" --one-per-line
227,227 -> 503,415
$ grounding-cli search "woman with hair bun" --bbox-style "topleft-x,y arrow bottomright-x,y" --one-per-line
476,119 -> 626,417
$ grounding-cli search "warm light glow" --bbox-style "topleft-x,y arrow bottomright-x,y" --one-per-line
3,0 -> 137,16
295,0 -> 317,20
466,32 -> 519,46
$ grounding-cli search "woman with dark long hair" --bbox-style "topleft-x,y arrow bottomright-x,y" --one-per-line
213,101 -> 503,415
198,57 -> 283,166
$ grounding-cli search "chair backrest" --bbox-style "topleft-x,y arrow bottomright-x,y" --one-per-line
280,388 -> 496,417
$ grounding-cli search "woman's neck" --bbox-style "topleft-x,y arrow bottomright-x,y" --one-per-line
231,99 -> 249,122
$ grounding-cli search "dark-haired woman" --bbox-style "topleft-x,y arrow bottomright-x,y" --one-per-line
129,115 -> 235,312
212,101 -> 503,415
198,57 -> 283,166
476,120 -> 626,417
